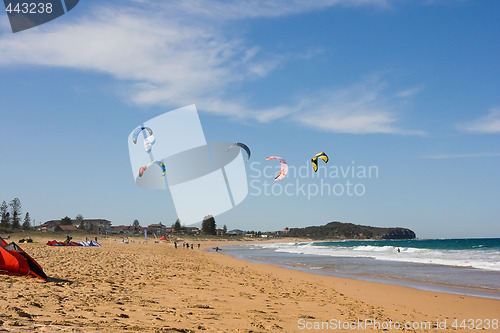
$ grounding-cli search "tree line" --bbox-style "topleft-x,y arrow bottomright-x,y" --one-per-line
170,215 -> 226,236
0,198 -> 227,236
0,198 -> 32,231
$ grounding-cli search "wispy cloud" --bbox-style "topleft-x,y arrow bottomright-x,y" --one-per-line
395,85 -> 425,98
292,76 -> 425,135
0,0 -> 421,135
423,153 -> 500,159
456,108 -> 500,134
0,5 -> 267,108
165,0 -> 391,21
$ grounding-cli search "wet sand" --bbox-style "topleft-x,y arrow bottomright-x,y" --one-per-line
1,237 -> 499,332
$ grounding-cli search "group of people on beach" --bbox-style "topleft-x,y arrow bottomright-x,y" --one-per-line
174,241 -> 200,250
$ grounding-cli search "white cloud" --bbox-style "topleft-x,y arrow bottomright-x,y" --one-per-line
395,85 -> 425,98
166,0 -> 391,21
0,5 -> 268,105
292,77 -> 425,134
0,0 -> 421,135
456,108 -> 500,134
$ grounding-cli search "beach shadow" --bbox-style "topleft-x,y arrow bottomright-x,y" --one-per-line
1,273 -> 73,284
46,276 -> 73,284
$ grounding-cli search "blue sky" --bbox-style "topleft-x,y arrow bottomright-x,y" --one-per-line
0,0 -> 499,238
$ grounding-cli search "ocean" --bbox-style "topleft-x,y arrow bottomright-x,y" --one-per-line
220,238 -> 500,299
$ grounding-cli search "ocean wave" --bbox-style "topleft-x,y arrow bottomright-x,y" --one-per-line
253,242 -> 500,271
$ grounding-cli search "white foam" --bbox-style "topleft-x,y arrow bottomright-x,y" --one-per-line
253,242 -> 500,271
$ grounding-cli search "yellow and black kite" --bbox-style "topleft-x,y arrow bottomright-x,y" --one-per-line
311,152 -> 329,172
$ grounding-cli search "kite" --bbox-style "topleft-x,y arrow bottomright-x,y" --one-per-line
138,165 -> 147,177
266,156 -> 288,181
149,160 -> 166,179
0,237 -> 47,280
132,126 -> 153,144
311,152 -> 329,172
132,126 -> 155,153
228,142 -> 251,161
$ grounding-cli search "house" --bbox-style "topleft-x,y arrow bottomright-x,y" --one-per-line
59,225 -> 78,232
38,218 -> 112,234
111,225 -> 144,235
184,227 -> 200,235
148,223 -> 167,236
80,219 -> 112,234
37,221 -> 63,232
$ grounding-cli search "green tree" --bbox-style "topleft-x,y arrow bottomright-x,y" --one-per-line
132,219 -> 140,227
0,201 -> 9,229
22,212 -> 31,230
9,198 -> 21,229
173,219 -> 181,233
223,224 -> 227,235
61,216 -> 72,225
201,215 -> 216,235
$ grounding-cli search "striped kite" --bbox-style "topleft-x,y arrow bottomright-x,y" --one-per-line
149,160 -> 166,179
132,126 -> 155,153
266,156 -> 288,181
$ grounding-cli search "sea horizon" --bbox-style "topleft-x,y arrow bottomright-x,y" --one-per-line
219,237 -> 500,300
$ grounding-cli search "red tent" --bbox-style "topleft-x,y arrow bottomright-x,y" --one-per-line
159,236 -> 167,241
0,237 -> 47,280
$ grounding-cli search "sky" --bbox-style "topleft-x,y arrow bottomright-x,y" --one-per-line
0,0 -> 499,238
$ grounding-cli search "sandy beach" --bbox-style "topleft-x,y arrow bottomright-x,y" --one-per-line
1,237 -> 499,332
